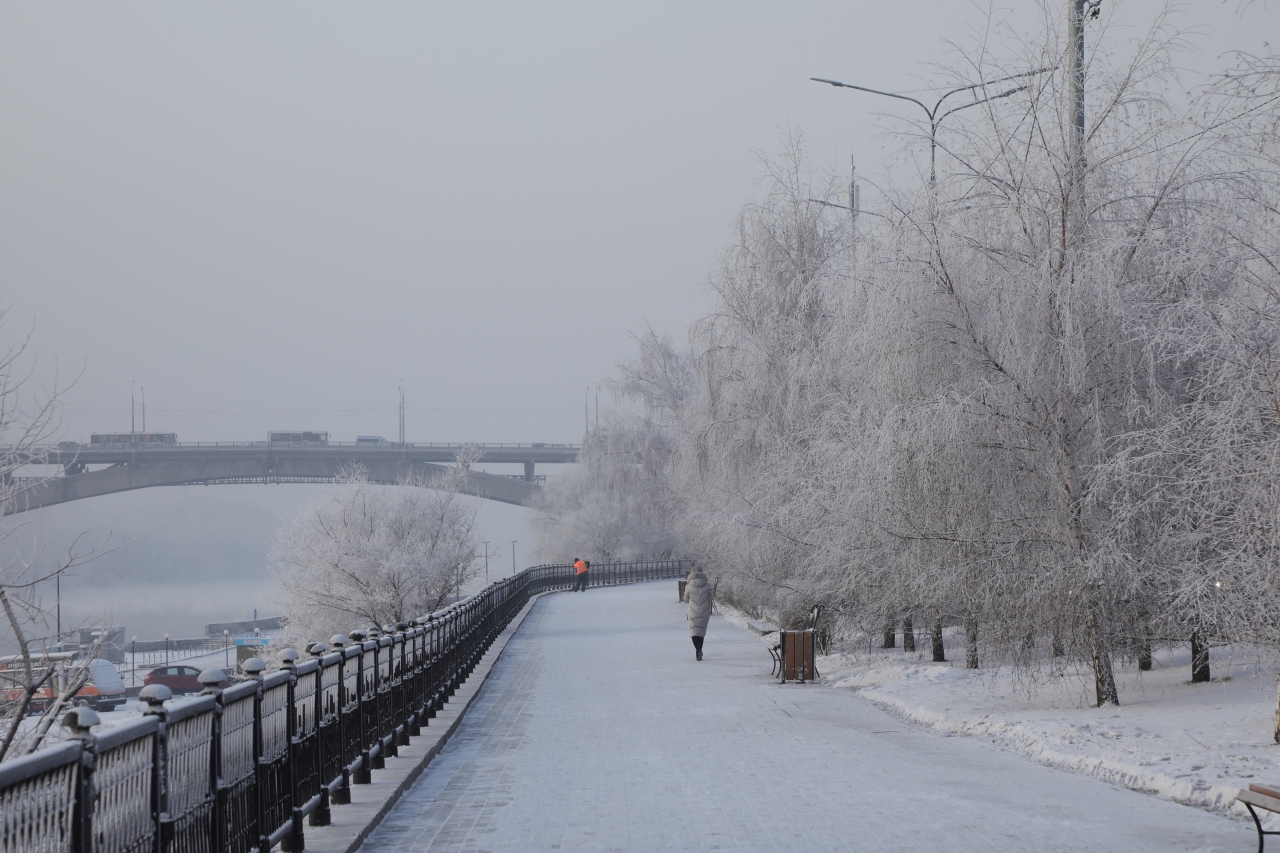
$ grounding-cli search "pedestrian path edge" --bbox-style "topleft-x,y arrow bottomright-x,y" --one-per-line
302,593 -> 545,853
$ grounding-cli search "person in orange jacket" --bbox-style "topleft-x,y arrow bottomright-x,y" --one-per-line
571,557 -> 590,591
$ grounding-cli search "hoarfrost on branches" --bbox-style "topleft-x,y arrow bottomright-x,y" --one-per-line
270,451 -> 482,644
536,1 -> 1280,729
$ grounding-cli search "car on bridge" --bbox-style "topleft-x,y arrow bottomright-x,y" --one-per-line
268,430 -> 328,445
356,435 -> 389,445
90,433 -> 177,446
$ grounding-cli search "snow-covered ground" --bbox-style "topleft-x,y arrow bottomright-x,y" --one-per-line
362,583 -> 1247,852
719,605 -> 1280,826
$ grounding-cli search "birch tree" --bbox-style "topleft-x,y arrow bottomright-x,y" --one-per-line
0,308 -> 112,761
271,451 -> 482,643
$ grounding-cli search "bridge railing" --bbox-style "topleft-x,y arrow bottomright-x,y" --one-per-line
0,559 -> 690,853
32,441 -> 582,451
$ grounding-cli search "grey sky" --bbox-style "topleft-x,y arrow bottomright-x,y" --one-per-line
1,1 -> 1271,639
3,1 -> 1269,444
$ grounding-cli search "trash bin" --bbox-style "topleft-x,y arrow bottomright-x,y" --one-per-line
780,630 -> 816,683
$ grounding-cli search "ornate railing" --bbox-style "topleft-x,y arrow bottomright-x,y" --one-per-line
0,559 -> 688,853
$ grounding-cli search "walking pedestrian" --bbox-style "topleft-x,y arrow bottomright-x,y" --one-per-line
686,569 -> 712,660
572,557 -> 590,592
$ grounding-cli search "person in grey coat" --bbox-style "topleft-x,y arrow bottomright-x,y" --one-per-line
685,570 -> 713,660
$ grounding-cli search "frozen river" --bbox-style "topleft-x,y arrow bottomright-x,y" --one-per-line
356,581 -> 1250,852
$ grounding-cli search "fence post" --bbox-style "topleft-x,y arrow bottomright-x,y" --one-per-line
423,616 -> 438,721
329,634 -> 353,803
198,668 -> 227,852
240,656 -> 268,853
61,707 -> 100,853
349,630 -> 371,785
279,647 -> 306,853
379,631 -> 398,759
306,643 -> 332,826
407,623 -> 422,737
139,684 -> 173,851
396,624 -> 413,745
368,628 -> 388,767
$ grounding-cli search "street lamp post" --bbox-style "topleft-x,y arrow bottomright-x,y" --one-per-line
811,66 -> 1053,187
130,636 -> 137,687
224,629 -> 230,667
511,541 -> 517,577
483,540 -> 490,584
164,633 -> 170,666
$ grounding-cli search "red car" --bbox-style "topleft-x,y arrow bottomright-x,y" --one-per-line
143,664 -> 228,694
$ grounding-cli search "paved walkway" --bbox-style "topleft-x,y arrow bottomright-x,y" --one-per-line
358,581 -> 1249,852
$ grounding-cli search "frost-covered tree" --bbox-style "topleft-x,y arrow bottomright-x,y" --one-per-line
271,452 -> 481,643
532,385 -> 682,563
535,2 -> 1280,721
1098,33 -> 1280,729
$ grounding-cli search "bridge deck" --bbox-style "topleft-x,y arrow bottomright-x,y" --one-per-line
357,582 -> 1246,853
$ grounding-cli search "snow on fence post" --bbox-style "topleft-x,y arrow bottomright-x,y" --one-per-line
278,647 -> 309,853
304,642 -> 336,824
138,684 -> 173,848
348,630 -> 372,784
65,708 -> 98,853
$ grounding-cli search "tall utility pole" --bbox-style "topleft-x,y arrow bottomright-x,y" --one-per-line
141,387 -> 145,433
511,540 -> 517,576
1068,0 -> 1089,238
131,382 -> 136,439
849,155 -> 860,224
399,383 -> 405,445
483,540 -> 490,583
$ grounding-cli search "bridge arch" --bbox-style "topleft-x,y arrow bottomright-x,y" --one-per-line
4,443 -> 577,514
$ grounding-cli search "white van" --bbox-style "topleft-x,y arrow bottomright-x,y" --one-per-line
0,655 -> 127,712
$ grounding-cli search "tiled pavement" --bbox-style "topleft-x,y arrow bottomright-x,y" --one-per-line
358,581 -> 1249,852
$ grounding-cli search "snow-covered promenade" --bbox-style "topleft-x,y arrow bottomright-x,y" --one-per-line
358,581 -> 1249,852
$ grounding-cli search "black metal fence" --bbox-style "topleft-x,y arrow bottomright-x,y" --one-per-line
0,560 -> 687,853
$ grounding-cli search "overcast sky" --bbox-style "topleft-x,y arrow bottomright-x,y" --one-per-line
1,2 -> 1273,639
3,1 -> 1270,445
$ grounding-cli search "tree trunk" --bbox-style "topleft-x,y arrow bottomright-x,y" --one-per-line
931,619 -> 946,662
1082,586 -> 1120,706
1191,630 -> 1210,683
1273,676 -> 1280,745
1052,621 -> 1064,658
964,619 -> 979,670
1137,618 -> 1152,671
882,625 -> 895,649
903,616 -> 915,652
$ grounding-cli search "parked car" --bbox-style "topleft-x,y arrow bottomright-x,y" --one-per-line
0,654 -> 127,713
144,664 -> 227,694
81,659 -> 128,710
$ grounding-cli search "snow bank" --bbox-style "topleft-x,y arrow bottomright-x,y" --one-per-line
717,604 -> 1279,826
821,642 -> 1280,824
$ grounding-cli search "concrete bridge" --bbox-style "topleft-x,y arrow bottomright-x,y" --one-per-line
5,442 -> 579,514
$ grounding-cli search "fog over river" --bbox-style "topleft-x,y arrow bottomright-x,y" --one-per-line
11,471 -> 540,646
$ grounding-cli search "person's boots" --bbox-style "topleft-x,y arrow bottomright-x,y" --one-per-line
696,649 -> 703,661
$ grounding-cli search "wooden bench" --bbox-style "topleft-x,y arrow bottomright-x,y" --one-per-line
767,639 -> 782,677
1237,783 -> 1280,851
752,604 -> 824,676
